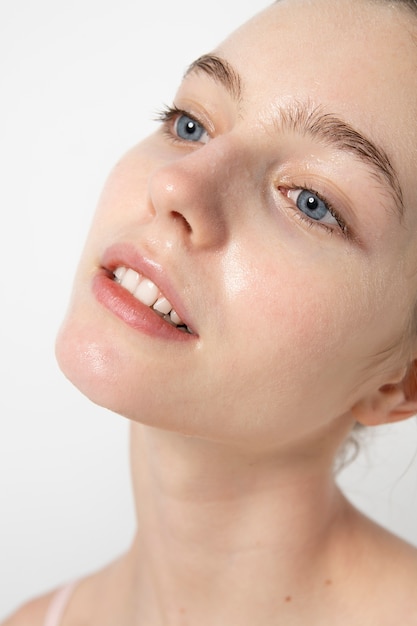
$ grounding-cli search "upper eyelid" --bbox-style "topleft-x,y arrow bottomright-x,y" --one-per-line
156,104 -> 213,136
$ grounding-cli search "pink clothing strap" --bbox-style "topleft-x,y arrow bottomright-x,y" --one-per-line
43,581 -> 78,626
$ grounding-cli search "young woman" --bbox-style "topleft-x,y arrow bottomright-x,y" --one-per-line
5,0 -> 417,623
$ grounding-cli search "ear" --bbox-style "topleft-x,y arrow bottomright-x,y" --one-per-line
351,359 -> 417,427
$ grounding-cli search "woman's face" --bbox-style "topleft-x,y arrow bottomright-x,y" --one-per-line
57,0 -> 417,451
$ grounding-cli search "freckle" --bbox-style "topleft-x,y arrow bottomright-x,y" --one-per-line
179,607 -> 186,614
325,579 -> 333,586
285,596 -> 292,603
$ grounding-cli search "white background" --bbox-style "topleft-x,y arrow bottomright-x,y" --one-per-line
1,0 -> 417,620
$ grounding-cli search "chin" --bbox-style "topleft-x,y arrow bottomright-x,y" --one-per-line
55,314 -> 123,408
54,311 -> 190,434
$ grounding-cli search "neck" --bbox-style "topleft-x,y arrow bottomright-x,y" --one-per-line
124,421 -> 353,625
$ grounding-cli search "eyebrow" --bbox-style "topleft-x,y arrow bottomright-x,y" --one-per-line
279,103 -> 404,215
185,54 -> 404,216
185,54 -> 243,102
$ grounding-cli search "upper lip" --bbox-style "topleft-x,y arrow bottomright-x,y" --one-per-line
100,243 -> 197,335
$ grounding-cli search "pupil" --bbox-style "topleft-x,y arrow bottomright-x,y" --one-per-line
307,196 -> 318,210
186,121 -> 195,134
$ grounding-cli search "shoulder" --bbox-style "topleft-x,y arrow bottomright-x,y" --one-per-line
1,590 -> 55,626
350,513 -> 417,621
1,573 -> 105,626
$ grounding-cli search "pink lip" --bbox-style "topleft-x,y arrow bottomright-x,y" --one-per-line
92,243 -> 198,341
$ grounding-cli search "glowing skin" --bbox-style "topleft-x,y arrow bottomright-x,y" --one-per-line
31,1 -> 417,624
56,0 -> 417,456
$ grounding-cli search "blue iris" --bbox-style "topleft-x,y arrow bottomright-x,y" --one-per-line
175,115 -> 207,142
296,190 -> 328,221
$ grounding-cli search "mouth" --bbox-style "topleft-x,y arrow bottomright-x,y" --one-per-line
112,266 -> 194,335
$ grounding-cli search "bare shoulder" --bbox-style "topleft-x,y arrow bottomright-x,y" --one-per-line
1,590 -> 56,626
352,512 -> 417,621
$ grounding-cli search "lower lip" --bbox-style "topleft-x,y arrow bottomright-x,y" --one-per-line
92,271 -> 196,342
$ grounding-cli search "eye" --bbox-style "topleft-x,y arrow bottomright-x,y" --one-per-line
174,114 -> 210,144
155,105 -> 211,146
287,189 -> 338,226
279,186 -> 349,238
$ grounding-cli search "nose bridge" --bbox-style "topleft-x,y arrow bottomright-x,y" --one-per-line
148,136 -> 250,247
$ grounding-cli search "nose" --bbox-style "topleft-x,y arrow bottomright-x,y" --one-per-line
148,137 -> 249,249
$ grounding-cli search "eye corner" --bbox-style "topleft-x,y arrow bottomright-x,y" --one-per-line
277,185 -> 292,197
277,185 -> 299,204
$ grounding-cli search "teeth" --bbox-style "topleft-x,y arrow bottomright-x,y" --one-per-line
170,310 -> 183,325
114,267 -> 127,283
153,296 -> 172,315
121,268 -> 140,292
112,266 -> 192,333
134,278 -> 159,307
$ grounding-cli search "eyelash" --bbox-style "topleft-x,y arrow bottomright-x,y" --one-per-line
155,105 -> 351,240
155,104 -> 209,144
279,186 -> 350,239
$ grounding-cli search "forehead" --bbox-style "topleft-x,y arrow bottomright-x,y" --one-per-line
214,0 -> 417,209
218,0 -> 417,84
216,0 -> 417,118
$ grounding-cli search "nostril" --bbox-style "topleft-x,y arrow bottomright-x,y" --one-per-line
171,210 -> 192,233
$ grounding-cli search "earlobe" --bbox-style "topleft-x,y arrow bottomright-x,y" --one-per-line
352,359 -> 417,427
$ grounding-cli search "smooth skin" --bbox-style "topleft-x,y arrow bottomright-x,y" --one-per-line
5,0 -> 417,623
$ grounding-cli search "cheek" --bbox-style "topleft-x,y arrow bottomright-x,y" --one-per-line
272,273 -> 355,355
216,243 -> 395,417
222,241 -> 369,360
